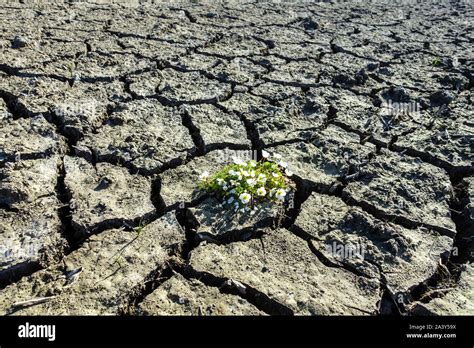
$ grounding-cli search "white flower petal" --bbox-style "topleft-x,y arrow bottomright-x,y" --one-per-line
275,188 -> 287,201
246,178 -> 257,187
239,192 -> 251,204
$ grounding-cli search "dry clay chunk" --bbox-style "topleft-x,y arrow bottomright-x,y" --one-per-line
189,197 -> 277,241
0,156 -> 59,209
74,51 -> 154,81
0,76 -> 68,116
78,99 -> 194,175
51,80 -> 128,139
407,263 -> 474,315
198,33 -> 267,58
252,90 -> 330,146
394,116 -> 473,173
294,192 -> 453,294
157,69 -> 232,104
139,273 -> 264,315
343,149 -> 456,235
271,125 -> 376,190
0,115 -> 61,160
185,104 -> 250,149
0,196 -> 62,286
190,228 -> 380,315
0,213 -> 184,315
0,157 -> 62,284
64,156 -> 155,239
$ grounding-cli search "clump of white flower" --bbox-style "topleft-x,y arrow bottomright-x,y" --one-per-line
246,178 -> 257,187
199,151 -> 294,212
239,192 -> 251,204
275,188 -> 287,201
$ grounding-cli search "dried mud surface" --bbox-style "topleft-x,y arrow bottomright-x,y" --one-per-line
0,0 -> 472,316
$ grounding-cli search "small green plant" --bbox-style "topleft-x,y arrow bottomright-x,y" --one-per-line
113,255 -> 125,269
432,57 -> 441,66
134,219 -> 146,237
199,150 -> 293,214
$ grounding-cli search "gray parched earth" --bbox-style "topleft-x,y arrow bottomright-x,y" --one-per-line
0,0 -> 473,316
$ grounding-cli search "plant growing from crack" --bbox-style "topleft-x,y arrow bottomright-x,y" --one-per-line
134,219 -> 146,237
432,57 -> 441,66
199,150 -> 294,214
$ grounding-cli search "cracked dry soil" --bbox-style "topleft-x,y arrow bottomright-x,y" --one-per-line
0,0 -> 473,316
